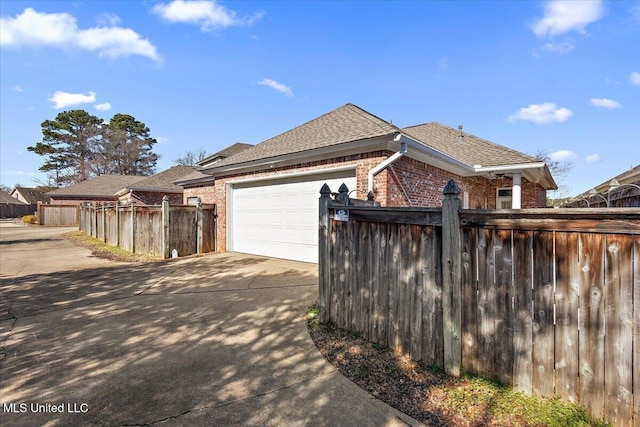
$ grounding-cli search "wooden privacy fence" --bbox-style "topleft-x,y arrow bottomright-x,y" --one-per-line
79,196 -> 216,258
318,180 -> 640,427
0,203 -> 34,218
37,203 -> 79,226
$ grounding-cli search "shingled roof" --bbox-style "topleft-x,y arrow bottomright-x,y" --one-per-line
120,165 -> 196,193
402,122 -> 540,168
198,142 -> 254,167
205,104 -> 400,170
11,186 -> 55,204
1,191 -> 28,205
48,175 -> 146,198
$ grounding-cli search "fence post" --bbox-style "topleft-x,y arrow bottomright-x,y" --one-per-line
130,201 -> 135,254
102,203 -> 106,242
115,203 -> 120,247
162,196 -> 170,259
196,197 -> 203,254
37,202 -> 43,225
319,183 -> 332,323
442,179 -> 463,377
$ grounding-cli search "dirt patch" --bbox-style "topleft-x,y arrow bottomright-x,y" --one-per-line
62,231 -> 160,263
308,315 -> 609,427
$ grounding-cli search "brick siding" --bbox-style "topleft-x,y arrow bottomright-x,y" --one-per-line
184,152 -> 548,252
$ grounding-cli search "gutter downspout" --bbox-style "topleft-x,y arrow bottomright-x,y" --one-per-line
367,136 -> 408,197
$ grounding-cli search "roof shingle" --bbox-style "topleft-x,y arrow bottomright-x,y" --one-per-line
207,104 -> 399,170
123,165 -> 196,192
403,123 -> 539,168
48,175 -> 146,198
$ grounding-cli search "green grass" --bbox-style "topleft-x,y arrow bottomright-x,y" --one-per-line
63,231 -> 160,263
307,305 -> 611,427
444,375 -> 611,426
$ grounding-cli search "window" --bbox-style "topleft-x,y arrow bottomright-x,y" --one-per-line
496,188 -> 512,209
187,197 -> 199,206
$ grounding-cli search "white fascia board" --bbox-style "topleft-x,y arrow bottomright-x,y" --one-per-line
397,134 -> 476,176
397,134 -> 557,189
224,164 -> 356,186
203,135 -> 396,177
474,162 -> 557,190
472,162 -> 547,173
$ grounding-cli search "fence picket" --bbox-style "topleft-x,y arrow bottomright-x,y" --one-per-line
318,190 -> 639,427
578,233 -> 606,419
532,231 -> 555,397
604,234 -> 634,425
554,232 -> 580,403
512,230 -> 533,395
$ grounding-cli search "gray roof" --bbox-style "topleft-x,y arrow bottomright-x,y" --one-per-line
204,104 -> 545,174
48,175 -> 146,198
175,169 -> 212,184
0,191 -> 28,205
12,186 -> 55,204
122,165 -> 197,193
198,142 -> 254,166
402,123 -> 540,168
205,104 -> 399,170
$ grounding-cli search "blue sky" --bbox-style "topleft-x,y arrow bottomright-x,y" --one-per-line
1,0 -> 638,197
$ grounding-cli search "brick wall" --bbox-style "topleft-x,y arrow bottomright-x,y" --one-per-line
184,152 -> 548,252
387,156 -> 547,209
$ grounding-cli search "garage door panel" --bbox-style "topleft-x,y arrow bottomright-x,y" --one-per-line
231,171 -> 356,263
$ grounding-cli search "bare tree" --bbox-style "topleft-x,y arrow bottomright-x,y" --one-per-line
173,149 -> 209,166
535,150 -> 574,204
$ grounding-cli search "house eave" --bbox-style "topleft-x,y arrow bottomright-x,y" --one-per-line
200,134 -> 398,178
179,132 -> 557,191
115,187 -> 184,196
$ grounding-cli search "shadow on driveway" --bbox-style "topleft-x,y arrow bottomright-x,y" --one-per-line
1,245 -> 420,426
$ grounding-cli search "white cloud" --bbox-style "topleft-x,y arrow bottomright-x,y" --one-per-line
256,78 -> 293,97
630,71 -> 640,86
97,13 -> 121,26
531,0 -> 604,38
507,102 -> 573,124
156,136 -> 169,144
589,98 -> 621,109
1,8 -> 160,62
549,150 -> 577,161
95,102 -> 112,111
48,91 -> 96,109
585,154 -> 600,163
540,40 -> 574,53
152,0 -> 263,31
12,85 -> 23,92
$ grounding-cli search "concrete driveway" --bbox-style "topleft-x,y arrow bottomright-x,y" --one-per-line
0,222 -> 420,426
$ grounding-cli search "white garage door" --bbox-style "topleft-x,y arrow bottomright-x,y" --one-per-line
230,169 -> 356,263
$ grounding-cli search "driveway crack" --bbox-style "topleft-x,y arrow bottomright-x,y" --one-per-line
118,371 -> 337,426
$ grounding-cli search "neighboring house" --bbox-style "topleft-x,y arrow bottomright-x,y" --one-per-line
1,191 -> 32,218
178,103 -> 556,263
115,165 -> 199,205
197,142 -> 253,168
564,164 -> 640,208
10,186 -> 54,205
47,175 -> 146,205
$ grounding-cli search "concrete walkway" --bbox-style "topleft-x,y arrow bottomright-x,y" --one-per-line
0,223 -> 422,426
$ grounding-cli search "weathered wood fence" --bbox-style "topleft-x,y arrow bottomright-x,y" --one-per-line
37,203 -> 79,226
318,180 -> 640,427
79,197 -> 216,258
0,203 -> 34,218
